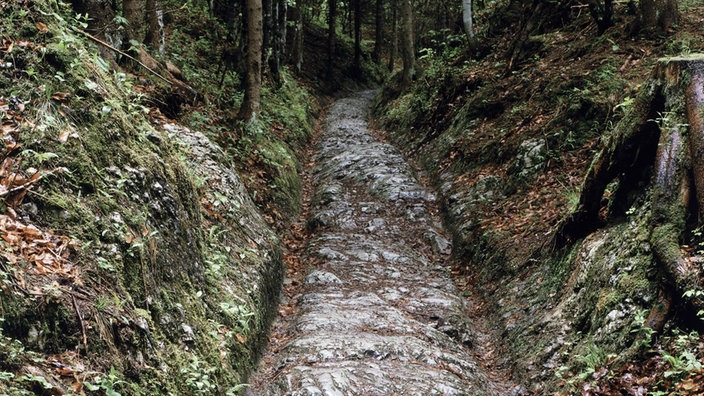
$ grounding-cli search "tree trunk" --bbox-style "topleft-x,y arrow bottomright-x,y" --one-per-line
588,0 -> 613,34
123,0 -> 147,44
373,0 -> 383,64
278,0 -> 287,64
68,0 -> 117,60
638,0 -> 678,34
462,0 -> 474,39
145,0 -> 164,53
553,55 -> 704,329
343,0 -> 352,35
353,0 -> 362,76
240,0 -> 263,122
267,0 -> 286,86
399,0 -> 414,84
262,0 -> 273,67
327,0 -> 337,80
291,0 -> 304,72
387,0 -> 397,72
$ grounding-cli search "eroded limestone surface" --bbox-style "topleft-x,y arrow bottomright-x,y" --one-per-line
248,91 -> 504,395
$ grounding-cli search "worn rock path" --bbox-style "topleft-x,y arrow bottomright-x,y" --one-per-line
247,91 -> 512,395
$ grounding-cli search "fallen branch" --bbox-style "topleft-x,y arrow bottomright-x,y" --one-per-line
0,168 -> 65,198
0,174 -> 43,198
71,27 -> 171,84
71,293 -> 88,351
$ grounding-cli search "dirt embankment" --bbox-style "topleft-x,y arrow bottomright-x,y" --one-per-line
376,3 -> 704,394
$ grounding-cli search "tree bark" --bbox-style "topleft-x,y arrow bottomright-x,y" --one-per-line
462,0 -> 474,39
388,0 -> 397,72
69,0 -> 117,61
240,0 -> 263,122
327,0 -> 337,80
639,0 -> 678,34
588,0 -> 613,34
553,55 -> 704,328
373,0 -> 383,64
353,0 -> 362,76
291,0 -> 304,72
123,0 -> 147,44
268,0 -> 287,86
145,0 -> 164,53
262,0 -> 273,67
399,0 -> 415,84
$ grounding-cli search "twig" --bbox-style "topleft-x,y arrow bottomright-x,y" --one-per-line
0,168 -> 64,198
71,27 -> 171,84
71,293 -> 88,351
0,175 -> 43,198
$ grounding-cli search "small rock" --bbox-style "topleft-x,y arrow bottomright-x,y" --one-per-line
181,323 -> 195,343
304,271 -> 343,285
315,247 -> 347,260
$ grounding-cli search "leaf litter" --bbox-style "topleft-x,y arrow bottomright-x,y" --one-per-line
0,96 -> 81,293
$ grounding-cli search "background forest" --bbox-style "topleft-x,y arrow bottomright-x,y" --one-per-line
1,0 -> 704,394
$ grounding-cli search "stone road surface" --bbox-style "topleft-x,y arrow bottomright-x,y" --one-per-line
247,91 -> 505,396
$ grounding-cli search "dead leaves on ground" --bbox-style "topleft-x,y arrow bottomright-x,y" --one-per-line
0,99 -> 80,291
0,214 -> 80,289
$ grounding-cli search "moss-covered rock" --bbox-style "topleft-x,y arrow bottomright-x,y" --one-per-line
0,1 -> 298,394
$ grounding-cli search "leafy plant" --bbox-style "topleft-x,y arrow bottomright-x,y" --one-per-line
662,349 -> 702,379
18,373 -> 53,390
84,367 -> 125,396
630,308 -> 657,353
181,357 -> 218,394
575,344 -> 610,380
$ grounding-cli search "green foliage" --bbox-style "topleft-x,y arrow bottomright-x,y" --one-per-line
0,323 -> 37,395
631,308 -> 656,352
219,302 -> 254,333
659,329 -> 703,382
84,367 -> 125,396
575,344 -> 612,381
181,357 -> 219,395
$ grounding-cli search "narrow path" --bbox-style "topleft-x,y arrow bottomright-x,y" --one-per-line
248,91 -> 511,395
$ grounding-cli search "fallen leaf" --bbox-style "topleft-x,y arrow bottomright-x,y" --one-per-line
51,92 -> 70,101
55,368 -> 73,376
35,22 -> 49,33
57,129 -> 70,143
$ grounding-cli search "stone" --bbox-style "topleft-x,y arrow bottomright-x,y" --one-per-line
304,270 -> 342,285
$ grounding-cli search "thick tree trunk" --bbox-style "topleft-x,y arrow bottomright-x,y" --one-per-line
327,0 -> 337,80
639,0 -> 678,34
462,0 -> 474,39
353,0 -> 362,76
554,55 -> 704,328
291,0 -> 304,72
123,0 -> 146,44
388,0 -> 397,71
240,0 -> 263,122
268,0 -> 287,86
588,0 -> 613,34
145,0 -> 164,53
399,0 -> 414,84
69,0 -> 117,61
686,60 -> 704,222
373,0 -> 383,64
262,0 -> 273,67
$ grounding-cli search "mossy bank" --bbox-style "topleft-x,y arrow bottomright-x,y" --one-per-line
375,10 -> 704,393
0,1 -> 315,394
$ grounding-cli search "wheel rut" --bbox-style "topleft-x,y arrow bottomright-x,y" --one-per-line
247,90 -> 514,396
